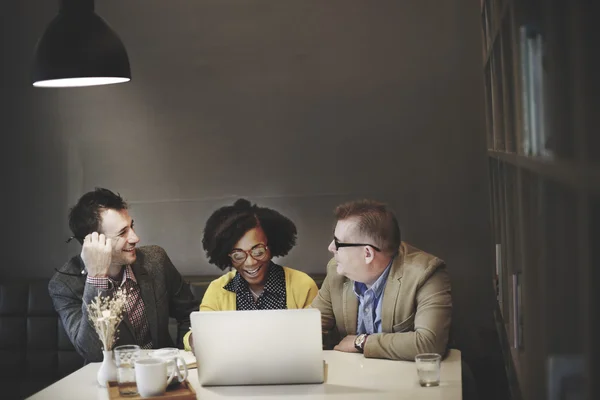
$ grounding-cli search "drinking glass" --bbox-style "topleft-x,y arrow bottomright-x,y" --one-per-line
114,345 -> 141,396
415,353 -> 441,387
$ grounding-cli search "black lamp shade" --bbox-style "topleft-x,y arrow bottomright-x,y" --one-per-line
32,5 -> 131,87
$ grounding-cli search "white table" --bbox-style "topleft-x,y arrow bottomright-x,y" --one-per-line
28,350 -> 462,400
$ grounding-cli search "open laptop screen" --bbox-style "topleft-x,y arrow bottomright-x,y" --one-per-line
190,309 -> 324,386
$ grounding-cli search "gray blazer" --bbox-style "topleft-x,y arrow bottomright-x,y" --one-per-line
48,245 -> 197,363
311,242 -> 452,360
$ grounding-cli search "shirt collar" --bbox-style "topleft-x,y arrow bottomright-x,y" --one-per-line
223,269 -> 247,293
123,265 -> 137,284
262,263 -> 285,295
223,262 -> 285,295
354,257 -> 394,297
108,265 -> 136,287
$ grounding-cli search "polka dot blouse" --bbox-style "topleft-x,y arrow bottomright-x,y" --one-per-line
223,262 -> 287,311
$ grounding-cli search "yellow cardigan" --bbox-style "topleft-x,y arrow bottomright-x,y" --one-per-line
183,266 -> 318,351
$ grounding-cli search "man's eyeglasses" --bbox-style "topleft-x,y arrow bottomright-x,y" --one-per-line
65,234 -> 122,244
333,238 -> 381,252
229,244 -> 269,265
65,236 -> 83,244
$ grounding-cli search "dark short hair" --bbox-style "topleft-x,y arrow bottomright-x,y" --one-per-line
202,199 -> 297,270
334,199 -> 401,255
68,188 -> 128,244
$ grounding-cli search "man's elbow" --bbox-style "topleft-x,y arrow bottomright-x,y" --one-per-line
70,329 -> 100,362
74,342 -> 101,363
414,329 -> 448,355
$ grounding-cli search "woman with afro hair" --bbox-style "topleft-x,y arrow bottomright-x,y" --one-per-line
183,199 -> 318,351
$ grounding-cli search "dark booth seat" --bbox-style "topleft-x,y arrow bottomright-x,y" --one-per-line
0,279 -> 84,399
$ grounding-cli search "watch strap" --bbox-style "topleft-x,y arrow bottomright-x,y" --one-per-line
354,334 -> 369,353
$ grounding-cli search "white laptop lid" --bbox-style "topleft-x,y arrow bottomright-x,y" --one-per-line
190,309 -> 324,386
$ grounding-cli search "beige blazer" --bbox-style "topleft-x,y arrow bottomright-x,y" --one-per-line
311,242 -> 452,360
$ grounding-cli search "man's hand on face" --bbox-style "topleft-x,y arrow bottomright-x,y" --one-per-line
81,232 -> 125,277
333,335 -> 359,353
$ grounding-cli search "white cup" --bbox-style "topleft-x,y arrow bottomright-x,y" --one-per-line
135,357 -> 188,398
148,347 -> 181,379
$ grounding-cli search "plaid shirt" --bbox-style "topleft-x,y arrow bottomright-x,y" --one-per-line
87,266 -> 153,349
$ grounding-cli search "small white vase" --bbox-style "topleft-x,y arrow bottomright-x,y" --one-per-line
97,350 -> 118,387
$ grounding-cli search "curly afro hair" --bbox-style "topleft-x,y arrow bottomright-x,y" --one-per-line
202,199 -> 297,270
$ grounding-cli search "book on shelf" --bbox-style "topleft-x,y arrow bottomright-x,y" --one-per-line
491,50 -> 506,151
496,243 -> 503,315
519,25 -> 553,158
511,273 -> 522,349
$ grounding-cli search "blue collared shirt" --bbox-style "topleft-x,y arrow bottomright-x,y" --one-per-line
354,259 -> 393,335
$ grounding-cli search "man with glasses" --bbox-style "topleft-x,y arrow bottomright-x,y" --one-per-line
49,188 -> 197,362
311,199 -> 452,361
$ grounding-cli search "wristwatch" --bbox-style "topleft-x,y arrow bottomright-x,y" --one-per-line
354,333 -> 369,353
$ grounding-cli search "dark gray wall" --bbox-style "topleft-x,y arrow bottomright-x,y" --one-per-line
2,0 -> 493,357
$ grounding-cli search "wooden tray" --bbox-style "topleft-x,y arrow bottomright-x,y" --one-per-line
107,380 -> 196,399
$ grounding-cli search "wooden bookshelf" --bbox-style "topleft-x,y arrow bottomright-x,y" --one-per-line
481,1 -> 597,399
489,151 -> 600,194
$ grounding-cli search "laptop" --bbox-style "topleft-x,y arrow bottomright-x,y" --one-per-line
190,308 -> 324,386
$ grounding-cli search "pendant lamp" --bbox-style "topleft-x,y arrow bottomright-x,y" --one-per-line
32,0 -> 131,88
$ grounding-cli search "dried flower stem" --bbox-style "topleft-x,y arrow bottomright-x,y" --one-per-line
86,288 -> 128,351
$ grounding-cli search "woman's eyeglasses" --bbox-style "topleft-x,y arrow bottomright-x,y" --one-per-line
229,244 -> 269,264
333,238 -> 381,252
